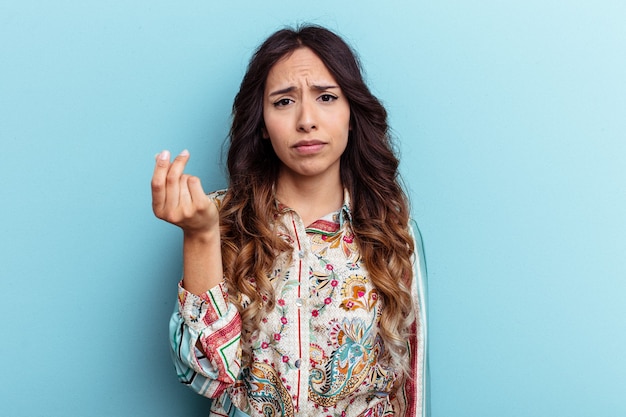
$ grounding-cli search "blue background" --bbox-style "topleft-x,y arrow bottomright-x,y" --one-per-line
1,1 -> 624,415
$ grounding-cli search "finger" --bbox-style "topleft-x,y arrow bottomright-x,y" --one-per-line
179,174 -> 193,212
187,176 -> 208,208
151,150 -> 171,215
164,149 -> 191,213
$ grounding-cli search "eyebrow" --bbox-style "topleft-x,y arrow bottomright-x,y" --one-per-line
268,84 -> 339,97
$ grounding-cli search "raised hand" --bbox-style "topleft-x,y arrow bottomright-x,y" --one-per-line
151,150 -> 218,237
151,150 -> 224,294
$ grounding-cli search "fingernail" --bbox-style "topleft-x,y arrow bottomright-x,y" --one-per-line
180,149 -> 190,157
158,150 -> 170,161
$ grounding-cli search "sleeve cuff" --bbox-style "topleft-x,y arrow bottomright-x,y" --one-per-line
177,281 -> 231,332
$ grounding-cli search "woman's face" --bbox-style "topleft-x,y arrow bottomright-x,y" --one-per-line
263,47 -> 351,184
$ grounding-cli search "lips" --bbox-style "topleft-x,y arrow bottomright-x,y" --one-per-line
293,140 -> 326,154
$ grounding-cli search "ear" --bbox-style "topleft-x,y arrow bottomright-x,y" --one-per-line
262,127 -> 269,139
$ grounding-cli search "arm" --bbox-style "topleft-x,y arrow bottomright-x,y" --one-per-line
152,150 -> 242,396
170,282 -> 242,398
409,219 -> 430,417
151,149 -> 223,294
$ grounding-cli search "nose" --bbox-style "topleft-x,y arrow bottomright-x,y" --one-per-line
297,100 -> 317,132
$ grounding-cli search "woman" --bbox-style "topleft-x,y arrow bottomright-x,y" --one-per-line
152,25 -> 428,417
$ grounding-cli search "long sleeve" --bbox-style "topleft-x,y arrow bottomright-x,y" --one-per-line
169,281 -> 243,398
409,220 -> 430,417
168,191 -> 428,416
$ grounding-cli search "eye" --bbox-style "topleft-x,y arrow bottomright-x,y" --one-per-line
273,98 -> 293,108
319,94 -> 338,102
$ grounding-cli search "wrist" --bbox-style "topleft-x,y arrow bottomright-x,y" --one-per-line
182,225 -> 223,295
183,225 -> 220,245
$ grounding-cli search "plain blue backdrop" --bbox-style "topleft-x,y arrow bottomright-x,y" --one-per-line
1,1 -> 624,416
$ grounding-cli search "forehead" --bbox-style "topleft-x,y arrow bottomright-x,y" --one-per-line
266,47 -> 337,86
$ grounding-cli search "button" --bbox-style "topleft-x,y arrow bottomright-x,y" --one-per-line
294,359 -> 301,368
298,250 -> 305,259
295,298 -> 303,307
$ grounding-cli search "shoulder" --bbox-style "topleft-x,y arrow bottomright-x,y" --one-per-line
208,189 -> 228,208
408,219 -> 425,254
408,218 -> 428,281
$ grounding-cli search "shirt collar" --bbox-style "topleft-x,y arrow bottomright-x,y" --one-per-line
276,188 -> 353,236
339,188 -> 353,227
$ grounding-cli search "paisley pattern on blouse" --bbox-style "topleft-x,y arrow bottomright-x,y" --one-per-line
170,189 -> 428,417
243,362 -> 294,416
305,215 -> 399,412
309,317 -> 375,406
340,275 -> 379,312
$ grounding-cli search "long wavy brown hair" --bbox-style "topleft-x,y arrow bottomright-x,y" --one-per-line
219,25 -> 416,375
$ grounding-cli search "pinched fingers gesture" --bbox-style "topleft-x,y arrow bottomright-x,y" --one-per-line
151,150 -> 218,235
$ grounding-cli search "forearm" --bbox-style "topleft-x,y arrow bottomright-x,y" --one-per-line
182,228 -> 224,295
151,149 -> 223,295
170,287 -> 242,396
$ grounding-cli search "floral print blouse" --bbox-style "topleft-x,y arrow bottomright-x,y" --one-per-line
169,190 -> 428,417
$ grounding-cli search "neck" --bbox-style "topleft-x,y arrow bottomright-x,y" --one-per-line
275,172 -> 344,227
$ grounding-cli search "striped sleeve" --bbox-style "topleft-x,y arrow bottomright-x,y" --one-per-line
408,220 -> 430,417
169,281 -> 242,398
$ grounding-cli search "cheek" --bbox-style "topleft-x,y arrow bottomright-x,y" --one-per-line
338,114 -> 351,138
338,107 -> 351,134
262,112 -> 284,139
262,105 -> 280,138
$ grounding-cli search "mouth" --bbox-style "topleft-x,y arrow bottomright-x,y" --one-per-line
292,140 -> 326,154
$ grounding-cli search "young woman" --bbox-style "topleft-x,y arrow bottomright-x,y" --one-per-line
151,25 -> 428,417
